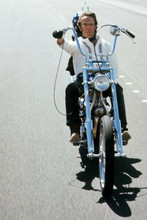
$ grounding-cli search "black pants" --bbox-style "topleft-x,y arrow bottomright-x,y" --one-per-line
65,76 -> 127,127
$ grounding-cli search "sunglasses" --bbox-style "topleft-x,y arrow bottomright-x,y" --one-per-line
81,22 -> 95,27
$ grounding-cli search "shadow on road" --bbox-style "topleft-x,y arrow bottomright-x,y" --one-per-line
76,149 -> 146,217
98,157 -> 145,217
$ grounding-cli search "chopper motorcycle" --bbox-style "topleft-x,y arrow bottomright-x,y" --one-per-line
53,24 -> 135,197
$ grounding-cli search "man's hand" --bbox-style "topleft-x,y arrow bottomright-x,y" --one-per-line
52,30 -> 63,39
52,30 -> 64,45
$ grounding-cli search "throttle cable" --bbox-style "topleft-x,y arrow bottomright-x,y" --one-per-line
53,47 -> 66,116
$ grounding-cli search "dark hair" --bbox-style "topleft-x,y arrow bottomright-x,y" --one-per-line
78,11 -> 98,26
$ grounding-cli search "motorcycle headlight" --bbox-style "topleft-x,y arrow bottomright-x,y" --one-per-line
93,75 -> 110,91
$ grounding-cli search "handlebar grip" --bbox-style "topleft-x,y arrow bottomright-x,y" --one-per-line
126,30 -> 135,39
52,30 -> 63,39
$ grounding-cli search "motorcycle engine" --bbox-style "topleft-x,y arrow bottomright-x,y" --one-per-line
93,106 -> 105,117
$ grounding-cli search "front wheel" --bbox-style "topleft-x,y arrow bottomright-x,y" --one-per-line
99,115 -> 114,197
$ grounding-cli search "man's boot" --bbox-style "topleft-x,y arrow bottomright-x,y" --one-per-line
122,126 -> 131,145
69,123 -> 80,145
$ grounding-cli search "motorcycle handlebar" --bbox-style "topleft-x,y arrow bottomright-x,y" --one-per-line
120,27 -> 135,39
126,30 -> 135,39
53,25 -> 135,57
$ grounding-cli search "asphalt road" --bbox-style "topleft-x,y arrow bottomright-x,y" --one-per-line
0,0 -> 147,219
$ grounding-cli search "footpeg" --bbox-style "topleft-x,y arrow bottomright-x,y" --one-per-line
87,152 -> 100,159
115,152 -> 126,157
73,140 -> 86,146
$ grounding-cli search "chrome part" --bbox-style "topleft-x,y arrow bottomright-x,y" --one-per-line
79,97 -> 84,110
97,24 -> 113,32
93,75 -> 110,91
87,152 -> 100,159
80,140 -> 87,144
99,122 -> 106,189
80,124 -> 86,140
87,152 -> 94,160
94,106 -> 105,117
115,152 -> 126,157
109,25 -> 120,36
99,151 -> 106,189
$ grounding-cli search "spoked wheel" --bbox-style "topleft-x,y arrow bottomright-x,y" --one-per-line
99,115 -> 114,197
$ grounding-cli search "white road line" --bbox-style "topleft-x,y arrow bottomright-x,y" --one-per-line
133,90 -> 140,93
99,0 -> 147,16
124,83 -> 147,104
126,82 -> 133,85
142,100 -> 147,103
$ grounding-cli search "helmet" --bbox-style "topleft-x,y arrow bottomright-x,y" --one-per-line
72,12 -> 82,37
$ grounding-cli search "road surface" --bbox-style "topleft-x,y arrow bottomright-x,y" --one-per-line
0,0 -> 147,219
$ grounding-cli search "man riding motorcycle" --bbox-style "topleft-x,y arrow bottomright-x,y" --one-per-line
53,11 -> 131,145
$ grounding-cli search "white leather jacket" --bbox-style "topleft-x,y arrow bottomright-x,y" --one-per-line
59,34 -> 119,81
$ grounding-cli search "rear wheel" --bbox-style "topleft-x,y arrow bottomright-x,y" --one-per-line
99,115 -> 114,197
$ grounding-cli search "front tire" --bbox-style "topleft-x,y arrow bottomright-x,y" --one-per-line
99,115 -> 114,197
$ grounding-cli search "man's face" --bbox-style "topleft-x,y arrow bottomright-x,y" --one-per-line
79,16 -> 97,39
